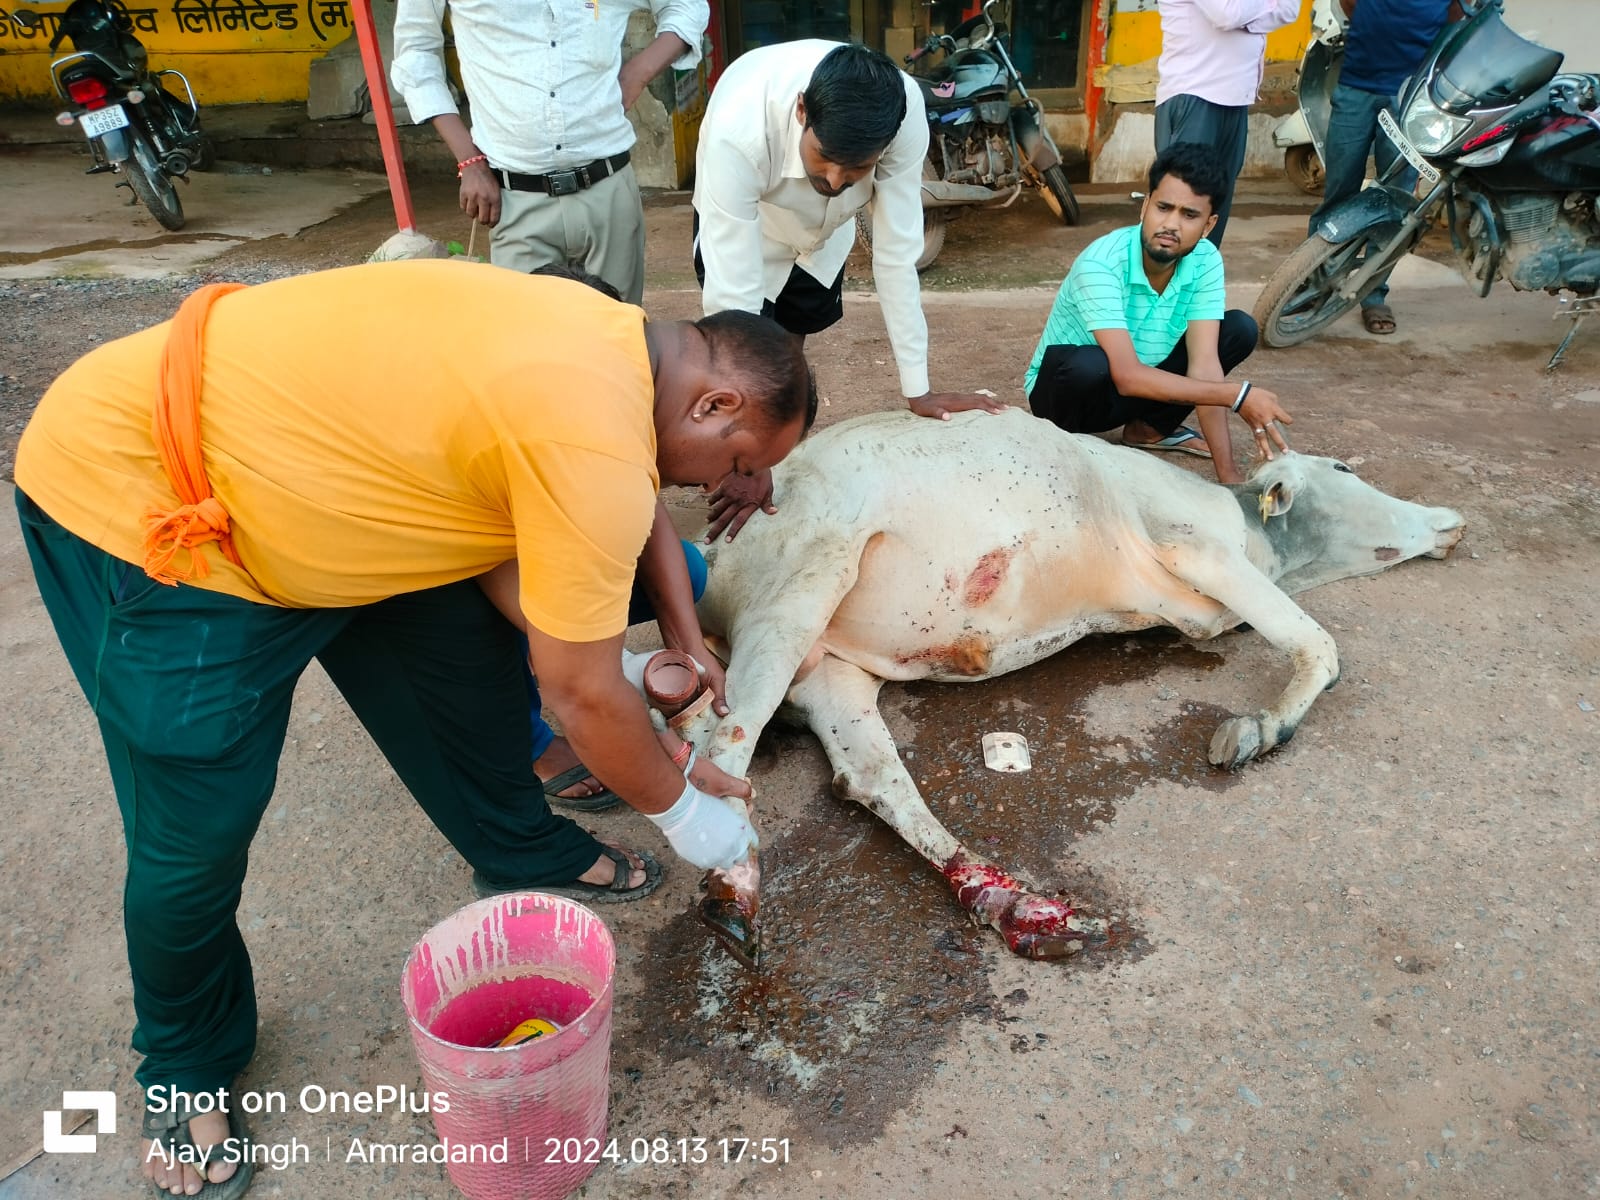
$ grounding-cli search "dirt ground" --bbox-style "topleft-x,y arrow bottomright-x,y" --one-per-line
1,154 -> 1598,1200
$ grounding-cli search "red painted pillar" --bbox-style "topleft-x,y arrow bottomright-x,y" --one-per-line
1082,0 -> 1110,168
351,0 -> 417,233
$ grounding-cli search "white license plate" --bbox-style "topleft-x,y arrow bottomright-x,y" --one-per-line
1378,108 -> 1442,185
79,105 -> 129,138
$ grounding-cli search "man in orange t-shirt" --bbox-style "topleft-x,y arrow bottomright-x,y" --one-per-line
14,261 -> 813,1198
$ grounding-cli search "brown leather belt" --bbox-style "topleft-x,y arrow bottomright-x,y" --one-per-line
496,151 -> 630,196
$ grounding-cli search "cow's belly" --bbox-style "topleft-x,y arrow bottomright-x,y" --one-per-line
815,524 -> 1189,683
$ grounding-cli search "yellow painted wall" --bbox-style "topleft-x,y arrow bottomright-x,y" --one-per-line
1100,0 -> 1312,100
0,0 -> 351,103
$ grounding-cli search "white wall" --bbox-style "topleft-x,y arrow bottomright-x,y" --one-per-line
1502,0 -> 1600,72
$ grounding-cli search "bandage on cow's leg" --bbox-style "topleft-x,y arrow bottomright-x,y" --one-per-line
942,851 -> 1108,959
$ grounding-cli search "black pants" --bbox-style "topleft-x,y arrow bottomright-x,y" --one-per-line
1154,94 -> 1250,246
17,489 -> 601,1095
691,212 -> 845,336
1027,309 -> 1259,437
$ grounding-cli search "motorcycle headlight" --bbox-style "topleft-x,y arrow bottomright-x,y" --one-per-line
1402,91 -> 1472,154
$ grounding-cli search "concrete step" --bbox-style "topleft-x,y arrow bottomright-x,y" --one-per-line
0,101 -> 459,176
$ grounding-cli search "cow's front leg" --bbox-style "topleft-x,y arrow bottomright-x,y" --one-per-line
686,533 -> 876,967
789,656 -> 1109,960
1161,546 -> 1340,768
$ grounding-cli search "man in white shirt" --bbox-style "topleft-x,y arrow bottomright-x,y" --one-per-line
392,0 -> 708,303
693,40 -> 1002,538
1154,0 -> 1301,245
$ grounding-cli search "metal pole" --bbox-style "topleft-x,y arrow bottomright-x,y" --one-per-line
350,0 -> 417,233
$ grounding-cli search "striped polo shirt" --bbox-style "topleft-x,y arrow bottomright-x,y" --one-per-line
1025,223 -> 1225,395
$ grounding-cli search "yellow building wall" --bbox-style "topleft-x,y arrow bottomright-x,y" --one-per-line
1098,0 -> 1312,103
0,0 -> 352,103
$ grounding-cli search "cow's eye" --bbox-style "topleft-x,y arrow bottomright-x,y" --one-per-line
1333,462 -> 1354,474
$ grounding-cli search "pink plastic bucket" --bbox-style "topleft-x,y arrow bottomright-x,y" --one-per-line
401,893 -> 615,1200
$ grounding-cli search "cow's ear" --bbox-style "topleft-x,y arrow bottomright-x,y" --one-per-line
1259,480 -> 1294,523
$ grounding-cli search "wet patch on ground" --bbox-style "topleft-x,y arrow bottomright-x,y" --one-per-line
631,630 -> 1239,1149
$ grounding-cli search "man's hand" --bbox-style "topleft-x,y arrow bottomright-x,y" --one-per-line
686,754 -> 752,804
619,56 -> 655,111
1238,389 -> 1294,458
646,784 -> 760,870
696,653 -> 730,717
459,162 -> 501,227
705,469 -> 775,542
908,391 -> 1009,420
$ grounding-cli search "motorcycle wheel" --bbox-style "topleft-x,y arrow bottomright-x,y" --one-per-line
122,131 -> 185,230
1284,144 -> 1325,195
1037,163 -> 1080,227
1253,230 -> 1400,348
854,206 -> 948,272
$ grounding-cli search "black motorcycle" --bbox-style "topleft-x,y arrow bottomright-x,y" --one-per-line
1253,0 -> 1600,368
5,0 -> 213,230
858,0 -> 1080,271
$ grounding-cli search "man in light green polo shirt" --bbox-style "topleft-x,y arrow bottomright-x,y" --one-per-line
1025,142 -> 1292,484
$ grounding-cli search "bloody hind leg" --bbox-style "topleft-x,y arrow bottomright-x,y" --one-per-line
787,655 -> 1109,960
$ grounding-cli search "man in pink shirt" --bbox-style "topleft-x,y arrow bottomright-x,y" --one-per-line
1155,0 -> 1301,245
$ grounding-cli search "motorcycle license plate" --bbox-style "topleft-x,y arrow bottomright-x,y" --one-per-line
79,105 -> 129,138
1377,108 -> 1441,185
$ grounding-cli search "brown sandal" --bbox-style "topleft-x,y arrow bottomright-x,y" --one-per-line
1361,304 -> 1396,335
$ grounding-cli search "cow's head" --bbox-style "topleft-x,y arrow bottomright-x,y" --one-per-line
1238,453 -> 1466,595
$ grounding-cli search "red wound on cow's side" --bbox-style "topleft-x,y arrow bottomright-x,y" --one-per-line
962,547 -> 1014,607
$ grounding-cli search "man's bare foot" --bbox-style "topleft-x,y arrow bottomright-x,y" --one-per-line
576,843 -> 646,890
142,1108 -> 235,1196
535,736 -> 605,799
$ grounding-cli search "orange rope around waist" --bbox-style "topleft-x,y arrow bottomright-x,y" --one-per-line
142,281 -> 248,585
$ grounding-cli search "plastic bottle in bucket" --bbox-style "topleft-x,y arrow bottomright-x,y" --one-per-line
402,892 -> 615,1200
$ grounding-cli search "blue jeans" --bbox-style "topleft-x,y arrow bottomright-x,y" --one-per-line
526,538 -> 709,759
1308,83 -> 1415,308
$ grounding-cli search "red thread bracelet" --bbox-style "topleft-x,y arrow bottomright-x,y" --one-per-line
671,741 -> 693,767
456,153 -> 488,178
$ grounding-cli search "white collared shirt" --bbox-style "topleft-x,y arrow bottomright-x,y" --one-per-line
1156,0 -> 1302,108
693,40 -> 931,398
392,0 -> 707,174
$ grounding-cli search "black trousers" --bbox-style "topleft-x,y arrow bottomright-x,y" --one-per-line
1027,309 -> 1260,437
691,212 -> 845,335
1154,94 -> 1250,246
17,489 -> 601,1095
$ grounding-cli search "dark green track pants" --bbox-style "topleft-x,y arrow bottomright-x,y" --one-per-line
17,489 -> 604,1094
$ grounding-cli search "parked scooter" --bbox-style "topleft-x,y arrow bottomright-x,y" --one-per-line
3,0 -> 212,230
1253,0 -> 1600,368
1271,0 -> 1347,194
857,0 -> 1080,271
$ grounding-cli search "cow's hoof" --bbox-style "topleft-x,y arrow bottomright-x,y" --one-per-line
945,856 -> 1109,961
1209,714 -> 1265,769
698,898 -> 762,970
999,891 -> 1110,959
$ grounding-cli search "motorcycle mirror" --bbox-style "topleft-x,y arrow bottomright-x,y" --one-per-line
10,7 -> 41,27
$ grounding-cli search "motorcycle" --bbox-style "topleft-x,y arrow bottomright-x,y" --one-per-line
4,0 -> 213,230
1271,0 -> 1347,194
1253,0 -> 1600,369
857,0 -> 1080,271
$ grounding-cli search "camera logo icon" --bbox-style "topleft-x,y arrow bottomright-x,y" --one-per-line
43,1091 -> 117,1154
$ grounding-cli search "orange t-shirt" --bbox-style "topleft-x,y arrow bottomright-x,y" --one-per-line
15,260 -> 660,643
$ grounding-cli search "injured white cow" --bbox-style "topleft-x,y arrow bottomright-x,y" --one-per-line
672,408 -> 1464,964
